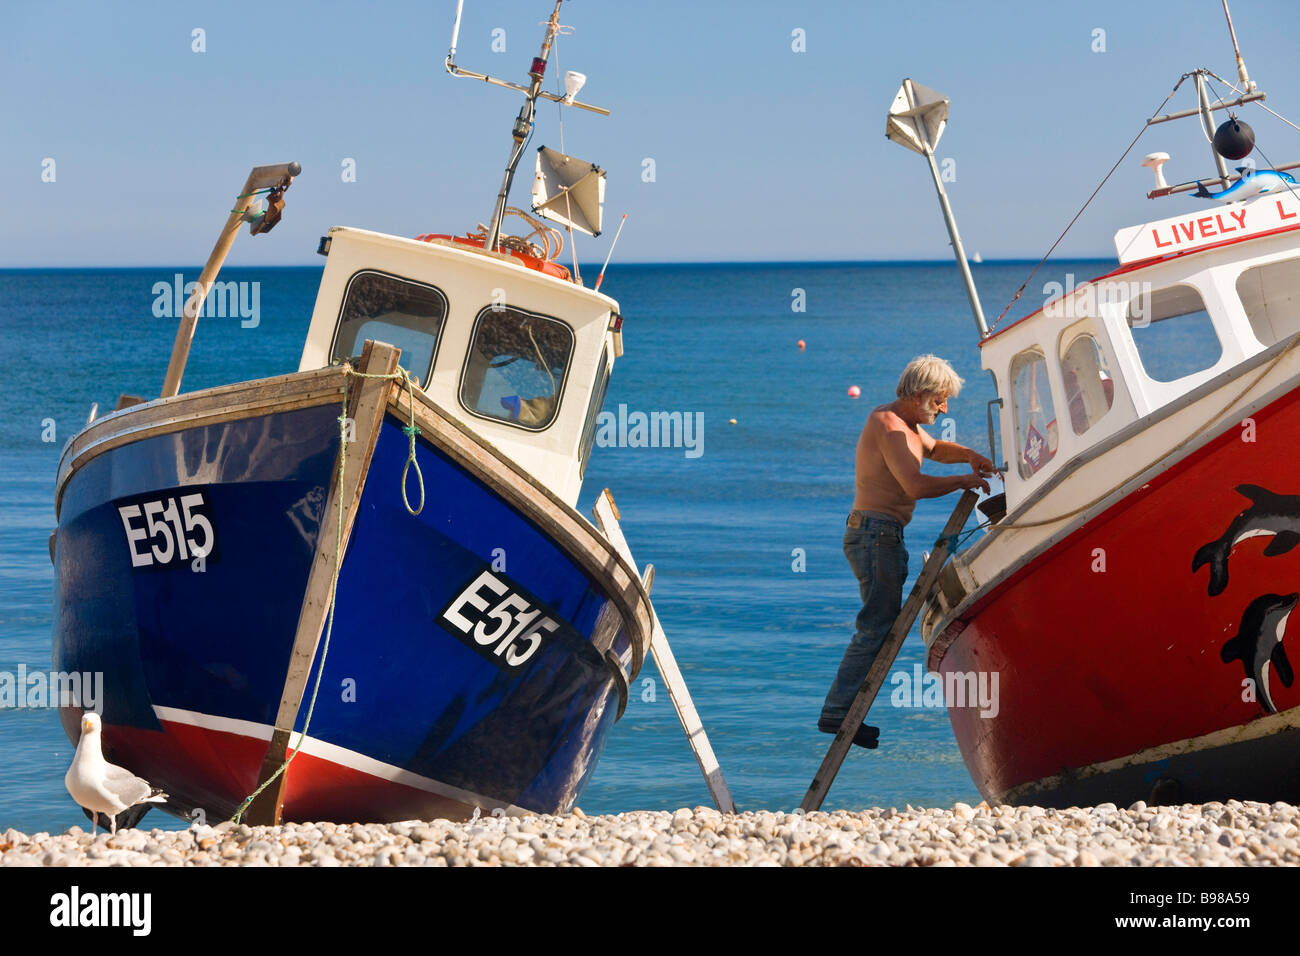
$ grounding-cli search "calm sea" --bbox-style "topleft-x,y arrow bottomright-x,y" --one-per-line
0,259 -> 1109,832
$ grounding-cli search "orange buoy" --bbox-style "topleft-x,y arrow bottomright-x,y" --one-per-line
797,339 -> 806,350
847,385 -> 861,399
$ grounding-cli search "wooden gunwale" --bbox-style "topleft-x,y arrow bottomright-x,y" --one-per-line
55,365 -> 347,515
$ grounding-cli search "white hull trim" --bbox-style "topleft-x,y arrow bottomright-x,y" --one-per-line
152,705 -> 529,815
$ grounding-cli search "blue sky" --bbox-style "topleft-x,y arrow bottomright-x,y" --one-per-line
4,0 -> 1300,265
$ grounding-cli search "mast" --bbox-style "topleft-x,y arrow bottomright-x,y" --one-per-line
444,0 -> 611,255
484,0 -> 563,254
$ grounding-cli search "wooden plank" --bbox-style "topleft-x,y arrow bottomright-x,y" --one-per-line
593,489 -> 737,814
799,491 -> 978,813
245,340 -> 400,825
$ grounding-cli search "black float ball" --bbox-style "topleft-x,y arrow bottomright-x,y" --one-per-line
1214,115 -> 1255,161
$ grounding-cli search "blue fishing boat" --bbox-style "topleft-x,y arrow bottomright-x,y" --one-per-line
48,1 -> 688,826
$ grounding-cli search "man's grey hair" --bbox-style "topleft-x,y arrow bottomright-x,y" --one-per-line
896,354 -> 964,399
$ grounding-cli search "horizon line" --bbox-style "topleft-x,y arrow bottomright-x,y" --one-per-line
0,256 -> 1119,271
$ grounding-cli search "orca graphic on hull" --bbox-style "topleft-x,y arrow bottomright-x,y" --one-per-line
1221,593 -> 1297,714
1193,484 -> 1300,597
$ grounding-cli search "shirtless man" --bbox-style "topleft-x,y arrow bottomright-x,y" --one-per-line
819,355 -> 997,748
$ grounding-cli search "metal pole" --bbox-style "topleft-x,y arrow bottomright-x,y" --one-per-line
1196,72 -> 1231,183
160,161 -> 300,398
906,81 -> 988,338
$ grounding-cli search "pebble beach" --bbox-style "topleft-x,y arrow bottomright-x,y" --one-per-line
3,800 -> 1298,866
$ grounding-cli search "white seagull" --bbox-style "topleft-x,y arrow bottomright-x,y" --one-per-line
64,712 -> 168,835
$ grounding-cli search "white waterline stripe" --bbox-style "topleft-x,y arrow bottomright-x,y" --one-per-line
152,705 -> 526,814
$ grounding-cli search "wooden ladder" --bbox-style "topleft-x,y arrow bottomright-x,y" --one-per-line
800,490 -> 978,812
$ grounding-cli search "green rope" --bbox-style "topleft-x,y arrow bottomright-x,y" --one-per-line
346,366 -> 424,516
229,363 -> 424,823
934,519 -> 993,555
934,532 -> 960,552
399,372 -> 424,515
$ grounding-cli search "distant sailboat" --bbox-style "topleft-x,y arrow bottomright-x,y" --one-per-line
971,251 -> 983,263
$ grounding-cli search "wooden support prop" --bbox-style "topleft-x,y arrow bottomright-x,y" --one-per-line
160,161 -> 301,399
245,340 -> 400,825
799,491 -> 978,813
593,489 -> 736,813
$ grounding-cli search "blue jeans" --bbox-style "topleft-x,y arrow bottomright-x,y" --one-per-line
820,514 -> 909,723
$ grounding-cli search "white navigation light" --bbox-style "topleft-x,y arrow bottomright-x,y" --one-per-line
564,71 -> 587,104
1143,152 -> 1171,191
533,146 -> 605,236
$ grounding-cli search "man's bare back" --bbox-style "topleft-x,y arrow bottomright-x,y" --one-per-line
853,403 -> 927,524
852,393 -> 995,525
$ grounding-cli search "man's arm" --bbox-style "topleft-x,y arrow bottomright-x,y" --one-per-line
929,439 -> 999,478
880,428 -> 990,499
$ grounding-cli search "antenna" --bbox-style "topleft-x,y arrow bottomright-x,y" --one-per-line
595,214 -> 628,292
447,0 -> 464,71
1221,0 -> 1256,93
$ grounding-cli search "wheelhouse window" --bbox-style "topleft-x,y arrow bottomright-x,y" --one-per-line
1059,328 -> 1115,436
331,271 -> 447,384
460,305 -> 574,431
1126,284 -> 1222,383
1011,348 -> 1059,479
579,348 -> 612,477
1238,257 -> 1300,347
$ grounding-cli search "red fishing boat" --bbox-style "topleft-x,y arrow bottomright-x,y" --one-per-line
906,5 -> 1300,806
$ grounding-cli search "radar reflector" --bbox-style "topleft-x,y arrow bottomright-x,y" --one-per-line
532,146 -> 605,236
886,79 -> 949,154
